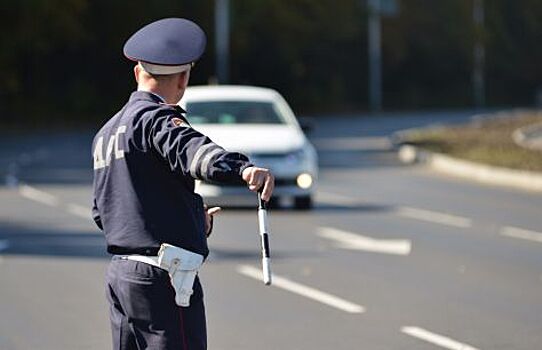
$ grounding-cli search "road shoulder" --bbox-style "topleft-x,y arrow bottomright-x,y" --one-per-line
398,144 -> 542,192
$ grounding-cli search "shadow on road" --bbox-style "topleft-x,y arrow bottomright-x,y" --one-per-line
0,222 -> 108,259
218,203 -> 393,214
312,203 -> 393,213
209,248 -> 319,262
0,222 -> 309,262
0,131 -> 95,186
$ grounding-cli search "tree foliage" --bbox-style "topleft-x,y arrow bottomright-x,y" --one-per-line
0,0 -> 541,124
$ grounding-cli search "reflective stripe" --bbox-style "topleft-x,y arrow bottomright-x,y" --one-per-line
189,143 -> 220,178
199,147 -> 224,180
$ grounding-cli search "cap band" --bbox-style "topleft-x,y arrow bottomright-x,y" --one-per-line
139,61 -> 191,75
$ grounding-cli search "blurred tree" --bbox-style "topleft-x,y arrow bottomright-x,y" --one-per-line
0,0 -> 213,124
0,0 -> 541,126
0,0 -> 88,121
230,0 -> 367,113
381,0 -> 473,108
485,0 -> 542,106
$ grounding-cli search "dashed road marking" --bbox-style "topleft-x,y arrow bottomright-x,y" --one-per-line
238,265 -> 365,314
0,240 -> 9,264
317,191 -> 473,229
66,203 -> 91,221
18,185 -> 60,207
0,240 -> 9,252
316,191 -> 362,206
397,206 -> 472,228
318,227 -> 411,255
17,184 -> 92,222
401,326 -> 480,350
500,226 -> 542,244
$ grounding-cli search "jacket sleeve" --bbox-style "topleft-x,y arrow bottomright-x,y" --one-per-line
148,109 -> 253,184
92,198 -> 103,231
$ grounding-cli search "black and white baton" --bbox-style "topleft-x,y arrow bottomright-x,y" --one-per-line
257,192 -> 272,285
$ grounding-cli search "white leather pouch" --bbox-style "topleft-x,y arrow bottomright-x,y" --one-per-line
157,243 -> 204,307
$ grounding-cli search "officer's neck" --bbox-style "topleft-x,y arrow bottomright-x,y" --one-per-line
137,85 -> 182,105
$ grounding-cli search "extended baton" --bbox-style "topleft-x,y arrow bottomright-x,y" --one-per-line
257,192 -> 272,285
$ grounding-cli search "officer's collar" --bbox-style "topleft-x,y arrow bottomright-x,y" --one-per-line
129,90 -> 164,104
129,91 -> 186,113
149,91 -> 167,103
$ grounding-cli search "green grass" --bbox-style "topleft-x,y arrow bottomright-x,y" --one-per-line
404,112 -> 542,172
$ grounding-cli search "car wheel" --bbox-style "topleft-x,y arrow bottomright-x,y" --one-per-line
294,195 -> 312,210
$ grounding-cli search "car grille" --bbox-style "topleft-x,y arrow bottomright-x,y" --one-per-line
250,152 -> 288,160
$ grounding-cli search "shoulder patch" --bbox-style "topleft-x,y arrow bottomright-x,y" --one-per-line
171,117 -> 186,127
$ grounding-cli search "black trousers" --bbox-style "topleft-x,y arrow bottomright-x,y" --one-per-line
106,257 -> 207,350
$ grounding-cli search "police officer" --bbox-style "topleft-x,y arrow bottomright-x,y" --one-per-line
91,18 -> 274,350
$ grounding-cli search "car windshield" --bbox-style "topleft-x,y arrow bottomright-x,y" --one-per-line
185,101 -> 286,124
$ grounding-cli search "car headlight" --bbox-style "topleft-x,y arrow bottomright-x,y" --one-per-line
296,173 -> 313,189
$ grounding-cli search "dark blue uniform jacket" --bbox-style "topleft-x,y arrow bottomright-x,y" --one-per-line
92,91 -> 252,258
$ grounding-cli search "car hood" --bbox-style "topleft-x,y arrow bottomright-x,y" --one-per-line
191,124 -> 305,154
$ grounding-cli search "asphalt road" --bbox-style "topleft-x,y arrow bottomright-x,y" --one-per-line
1,110 -> 541,350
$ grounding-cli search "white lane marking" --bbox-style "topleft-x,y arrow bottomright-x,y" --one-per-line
17,185 -> 93,222
317,192 -> 473,229
317,227 -> 411,256
0,240 -> 10,252
0,240 -> 9,263
500,226 -> 542,244
397,206 -> 472,228
18,184 -> 60,207
66,203 -> 91,220
316,191 -> 361,206
237,265 -> 365,314
401,326 -> 480,350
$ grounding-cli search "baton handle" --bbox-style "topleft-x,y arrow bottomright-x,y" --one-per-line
257,192 -> 272,285
257,191 -> 267,210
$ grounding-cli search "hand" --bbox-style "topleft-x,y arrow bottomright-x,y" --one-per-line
241,166 -> 275,201
204,205 -> 221,237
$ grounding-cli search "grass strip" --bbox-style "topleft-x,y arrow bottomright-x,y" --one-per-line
404,112 -> 542,172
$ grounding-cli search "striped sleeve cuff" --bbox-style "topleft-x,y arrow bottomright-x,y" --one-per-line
189,143 -> 225,180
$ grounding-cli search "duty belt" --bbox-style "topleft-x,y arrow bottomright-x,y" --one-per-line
119,243 -> 204,307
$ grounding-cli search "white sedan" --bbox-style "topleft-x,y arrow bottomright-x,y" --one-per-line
180,85 -> 318,210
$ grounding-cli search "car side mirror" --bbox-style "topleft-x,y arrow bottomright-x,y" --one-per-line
298,117 -> 314,134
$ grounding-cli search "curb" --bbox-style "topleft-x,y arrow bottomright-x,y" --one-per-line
512,121 -> 542,151
398,144 -> 542,193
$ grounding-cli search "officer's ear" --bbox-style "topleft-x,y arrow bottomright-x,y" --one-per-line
178,70 -> 190,90
134,64 -> 141,84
